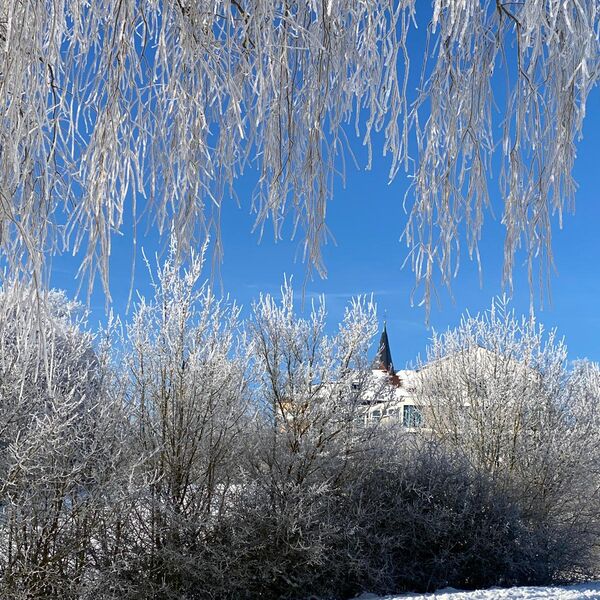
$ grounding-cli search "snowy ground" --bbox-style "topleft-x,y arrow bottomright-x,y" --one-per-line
360,581 -> 600,600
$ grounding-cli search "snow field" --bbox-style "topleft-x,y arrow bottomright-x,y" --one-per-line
367,582 -> 600,599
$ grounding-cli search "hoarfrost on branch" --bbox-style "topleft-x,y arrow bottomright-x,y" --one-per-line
0,0 -> 597,312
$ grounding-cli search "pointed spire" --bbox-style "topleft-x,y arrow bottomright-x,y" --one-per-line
373,321 -> 394,374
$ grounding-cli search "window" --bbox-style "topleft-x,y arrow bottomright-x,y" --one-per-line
371,409 -> 382,422
403,405 -> 423,428
385,408 -> 399,419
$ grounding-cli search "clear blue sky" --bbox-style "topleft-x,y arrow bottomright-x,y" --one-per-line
212,95 -> 600,368
50,16 -> 600,368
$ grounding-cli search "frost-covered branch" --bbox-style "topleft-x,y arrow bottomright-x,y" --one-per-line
0,1 -> 596,312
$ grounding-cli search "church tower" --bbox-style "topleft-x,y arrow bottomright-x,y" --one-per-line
373,322 -> 395,375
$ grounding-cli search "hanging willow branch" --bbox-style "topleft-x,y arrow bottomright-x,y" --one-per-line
0,0 -> 597,313
407,0 -> 599,312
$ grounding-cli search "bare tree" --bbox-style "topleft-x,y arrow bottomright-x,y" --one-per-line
0,1 -> 595,311
223,281 -> 386,598
248,280 -> 379,447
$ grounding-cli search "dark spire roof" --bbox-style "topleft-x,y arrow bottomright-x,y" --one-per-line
373,322 -> 394,374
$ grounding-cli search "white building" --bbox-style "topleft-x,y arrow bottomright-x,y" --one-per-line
360,323 -> 424,429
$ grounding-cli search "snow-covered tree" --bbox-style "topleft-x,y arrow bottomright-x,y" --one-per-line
0,281 -> 127,599
415,298 -> 600,578
118,241 -> 251,597
222,281 -> 388,598
0,1 -> 596,311
249,280 -> 380,443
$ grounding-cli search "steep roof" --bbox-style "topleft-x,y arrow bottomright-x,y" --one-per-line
373,322 -> 394,374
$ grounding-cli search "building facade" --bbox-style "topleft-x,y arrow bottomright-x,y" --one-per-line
360,323 -> 424,429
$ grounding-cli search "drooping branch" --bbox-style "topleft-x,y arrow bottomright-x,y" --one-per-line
406,1 -> 599,314
0,1 -> 596,315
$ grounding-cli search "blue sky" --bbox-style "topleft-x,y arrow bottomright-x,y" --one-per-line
50,15 -> 600,369
211,96 -> 600,368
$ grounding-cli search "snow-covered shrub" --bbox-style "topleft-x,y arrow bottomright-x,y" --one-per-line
338,441 -> 547,595
112,243 -> 252,599
415,298 -> 600,582
212,282 -> 385,599
0,281 -> 127,599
